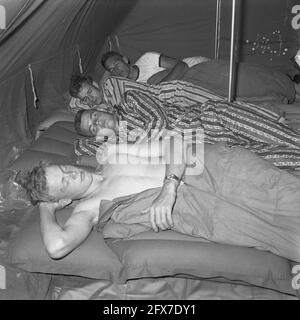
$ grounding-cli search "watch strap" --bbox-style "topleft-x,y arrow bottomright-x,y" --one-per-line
164,173 -> 181,184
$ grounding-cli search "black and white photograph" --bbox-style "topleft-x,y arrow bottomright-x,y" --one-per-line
0,0 -> 300,304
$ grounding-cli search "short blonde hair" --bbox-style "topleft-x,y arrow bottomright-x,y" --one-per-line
16,161 -> 55,205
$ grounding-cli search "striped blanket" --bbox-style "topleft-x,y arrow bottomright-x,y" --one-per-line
101,76 -> 284,120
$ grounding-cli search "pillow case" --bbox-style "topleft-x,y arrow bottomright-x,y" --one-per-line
107,237 -> 296,296
36,110 -> 74,131
9,121 -> 78,172
6,206 -> 122,281
35,110 -> 75,140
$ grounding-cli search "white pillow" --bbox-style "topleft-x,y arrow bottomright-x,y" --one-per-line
183,56 -> 211,67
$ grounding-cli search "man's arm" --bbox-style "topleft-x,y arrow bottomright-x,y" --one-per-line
158,54 -> 189,82
145,137 -> 202,232
124,90 -> 168,131
39,201 -> 97,259
107,139 -> 165,158
94,139 -> 165,167
123,90 -> 169,142
146,136 -> 186,231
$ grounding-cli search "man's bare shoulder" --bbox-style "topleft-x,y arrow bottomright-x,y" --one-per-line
72,194 -> 102,214
68,195 -> 102,226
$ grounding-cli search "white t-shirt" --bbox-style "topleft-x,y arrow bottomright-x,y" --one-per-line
134,51 -> 210,83
134,52 -> 164,82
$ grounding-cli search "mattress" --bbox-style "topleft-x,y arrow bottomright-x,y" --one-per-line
49,276 -> 299,300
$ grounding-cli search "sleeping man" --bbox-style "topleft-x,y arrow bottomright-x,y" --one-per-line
99,52 -> 297,103
19,139 -> 300,262
100,51 -> 297,103
73,89 -> 300,171
101,51 -> 210,84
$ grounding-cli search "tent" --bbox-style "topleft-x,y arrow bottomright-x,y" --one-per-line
0,0 -> 300,301
0,0 -> 299,169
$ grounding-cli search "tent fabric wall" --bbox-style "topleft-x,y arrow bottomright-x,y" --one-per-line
0,0 -> 136,169
219,0 -> 299,68
94,0 -> 299,75
95,0 -> 217,74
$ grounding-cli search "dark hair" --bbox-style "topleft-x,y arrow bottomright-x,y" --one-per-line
69,74 -> 93,98
74,109 -> 86,136
101,51 -> 124,69
15,161 -> 54,205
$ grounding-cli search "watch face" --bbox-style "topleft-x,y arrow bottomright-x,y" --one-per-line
165,174 -> 180,182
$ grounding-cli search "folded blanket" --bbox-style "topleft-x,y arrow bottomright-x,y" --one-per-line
149,60 -> 296,104
96,144 -> 300,262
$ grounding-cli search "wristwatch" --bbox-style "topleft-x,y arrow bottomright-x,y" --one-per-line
164,173 -> 181,185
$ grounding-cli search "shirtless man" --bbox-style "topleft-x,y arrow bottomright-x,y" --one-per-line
20,137 -> 194,259
19,139 -> 300,262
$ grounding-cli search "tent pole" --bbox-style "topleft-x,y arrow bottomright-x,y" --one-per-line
214,0 -> 221,59
228,0 -> 236,102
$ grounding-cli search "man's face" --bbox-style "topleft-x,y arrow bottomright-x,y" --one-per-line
104,56 -> 131,78
45,165 -> 93,200
80,109 -> 117,137
77,82 -> 103,105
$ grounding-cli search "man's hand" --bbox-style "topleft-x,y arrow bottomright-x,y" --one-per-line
96,128 -> 116,143
95,142 -> 110,165
143,180 -> 177,232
